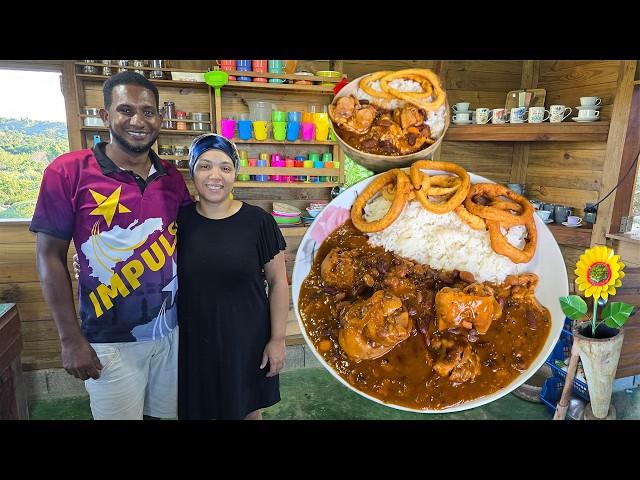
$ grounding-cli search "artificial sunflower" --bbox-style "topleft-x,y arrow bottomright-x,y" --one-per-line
575,245 -> 625,301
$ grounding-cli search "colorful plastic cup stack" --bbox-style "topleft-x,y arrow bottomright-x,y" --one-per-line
284,158 -> 295,182
252,60 -> 268,83
303,159 -> 314,183
271,154 -> 284,182
294,156 -> 305,182
248,158 -> 257,181
236,60 -> 252,82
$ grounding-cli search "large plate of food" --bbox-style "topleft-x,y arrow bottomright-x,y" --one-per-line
329,69 -> 449,172
293,160 -> 567,413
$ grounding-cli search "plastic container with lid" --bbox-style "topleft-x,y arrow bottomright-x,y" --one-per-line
83,107 -> 103,127
176,111 -> 188,130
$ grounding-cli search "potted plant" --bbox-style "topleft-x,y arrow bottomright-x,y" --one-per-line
559,245 -> 635,419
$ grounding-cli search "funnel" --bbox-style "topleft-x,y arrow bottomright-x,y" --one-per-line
204,68 -> 229,134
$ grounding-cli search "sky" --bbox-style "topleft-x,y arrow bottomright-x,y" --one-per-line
0,69 -> 67,122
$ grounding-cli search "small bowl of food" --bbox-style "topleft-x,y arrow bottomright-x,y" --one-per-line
329,69 -> 450,172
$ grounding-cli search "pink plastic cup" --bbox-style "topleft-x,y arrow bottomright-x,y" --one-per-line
301,122 -> 315,141
221,118 -> 236,139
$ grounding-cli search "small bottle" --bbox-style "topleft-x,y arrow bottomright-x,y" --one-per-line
163,101 -> 176,129
176,111 -> 187,130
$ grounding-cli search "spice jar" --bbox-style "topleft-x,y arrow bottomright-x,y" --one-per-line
159,145 -> 174,156
162,101 -> 176,129
174,145 -> 189,156
176,111 -> 188,131
132,60 -> 146,76
117,60 -> 129,73
150,60 -> 165,79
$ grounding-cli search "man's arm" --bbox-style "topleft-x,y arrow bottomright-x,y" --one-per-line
35,233 -> 102,380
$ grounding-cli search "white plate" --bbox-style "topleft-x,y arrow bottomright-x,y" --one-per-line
292,169 -> 568,414
572,117 -> 598,122
452,120 -> 473,125
575,105 -> 601,110
562,221 -> 583,228
543,218 -> 554,224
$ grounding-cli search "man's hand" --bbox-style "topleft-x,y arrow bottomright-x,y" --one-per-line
260,338 -> 286,377
61,337 -> 103,380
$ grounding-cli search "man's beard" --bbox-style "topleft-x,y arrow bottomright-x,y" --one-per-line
110,129 -> 159,154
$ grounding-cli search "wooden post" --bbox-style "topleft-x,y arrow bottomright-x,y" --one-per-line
553,343 -> 580,420
592,60 -> 637,246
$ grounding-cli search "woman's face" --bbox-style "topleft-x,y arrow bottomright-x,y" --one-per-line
193,149 -> 236,204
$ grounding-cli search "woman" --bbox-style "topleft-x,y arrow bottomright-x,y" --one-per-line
177,133 -> 288,420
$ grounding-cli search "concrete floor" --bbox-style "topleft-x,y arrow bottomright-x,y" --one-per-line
27,367 -> 640,420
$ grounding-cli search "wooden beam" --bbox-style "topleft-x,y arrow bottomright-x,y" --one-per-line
61,61 -> 83,151
592,61 -> 638,246
610,83 -> 640,233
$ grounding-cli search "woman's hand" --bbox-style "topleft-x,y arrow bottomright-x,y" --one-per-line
260,338 -> 286,377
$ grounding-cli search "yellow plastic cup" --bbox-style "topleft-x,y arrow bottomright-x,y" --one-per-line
253,121 -> 268,141
315,122 -> 329,141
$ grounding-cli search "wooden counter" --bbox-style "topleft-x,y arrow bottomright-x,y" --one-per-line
0,303 -> 29,419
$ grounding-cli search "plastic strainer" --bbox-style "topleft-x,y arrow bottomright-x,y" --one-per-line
204,68 -> 229,133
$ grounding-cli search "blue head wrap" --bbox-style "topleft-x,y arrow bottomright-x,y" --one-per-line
188,133 -> 240,178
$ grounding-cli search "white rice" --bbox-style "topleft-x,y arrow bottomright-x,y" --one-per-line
354,79 -> 447,139
365,199 -> 528,283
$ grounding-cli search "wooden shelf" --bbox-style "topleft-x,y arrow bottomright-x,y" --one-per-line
224,80 -> 334,94
224,69 -> 340,84
235,181 -> 340,188
231,139 -> 336,146
75,73 -> 209,90
80,126 -> 210,135
75,62 -> 205,74
547,223 -> 593,248
445,122 -> 610,142
159,155 -> 188,161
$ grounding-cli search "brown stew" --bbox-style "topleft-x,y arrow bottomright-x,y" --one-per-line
298,221 -> 551,410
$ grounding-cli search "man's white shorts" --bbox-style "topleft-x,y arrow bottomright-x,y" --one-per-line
84,326 -> 178,420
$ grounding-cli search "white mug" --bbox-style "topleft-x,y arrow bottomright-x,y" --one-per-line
549,105 -> 572,123
528,106 -> 550,123
453,112 -> 470,122
452,102 -> 471,112
580,96 -> 601,107
475,107 -> 492,124
578,109 -> 600,118
491,108 -> 509,124
510,107 -> 528,124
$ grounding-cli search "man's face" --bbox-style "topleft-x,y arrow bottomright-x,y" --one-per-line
101,84 -> 161,154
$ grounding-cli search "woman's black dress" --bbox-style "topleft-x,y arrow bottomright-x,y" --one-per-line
177,202 -> 287,419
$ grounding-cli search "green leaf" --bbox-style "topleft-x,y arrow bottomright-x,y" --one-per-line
602,302 -> 635,328
559,295 -> 588,320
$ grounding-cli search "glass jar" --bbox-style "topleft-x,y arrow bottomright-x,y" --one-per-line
162,101 -> 176,129
159,145 -> 174,156
117,60 -> 129,73
80,60 -> 98,75
174,145 -> 189,156
132,60 -> 146,76
101,60 -> 112,76
150,60 -> 165,79
176,111 -> 188,131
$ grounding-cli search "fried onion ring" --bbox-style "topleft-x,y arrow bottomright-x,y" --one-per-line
464,184 -> 534,227
427,175 -> 463,196
454,205 -> 487,230
351,169 -> 413,233
379,72 -> 433,101
359,71 -> 395,100
486,219 -> 537,264
490,198 -> 524,214
410,161 -> 470,214
381,69 -> 446,112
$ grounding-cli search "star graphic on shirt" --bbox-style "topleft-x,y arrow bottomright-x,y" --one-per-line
89,186 -> 131,227
162,259 -> 178,306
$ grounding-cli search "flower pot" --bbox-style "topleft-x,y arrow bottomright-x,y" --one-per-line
572,322 -> 624,419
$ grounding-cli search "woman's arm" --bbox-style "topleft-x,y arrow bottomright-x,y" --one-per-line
261,251 -> 288,377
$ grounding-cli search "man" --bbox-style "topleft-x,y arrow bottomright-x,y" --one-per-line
31,71 -> 192,419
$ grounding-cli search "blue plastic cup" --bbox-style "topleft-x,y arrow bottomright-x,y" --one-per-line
287,111 -> 302,123
237,60 -> 251,69
286,121 -> 301,141
238,120 -> 253,140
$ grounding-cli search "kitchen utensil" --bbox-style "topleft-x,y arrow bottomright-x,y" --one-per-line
204,68 -> 229,134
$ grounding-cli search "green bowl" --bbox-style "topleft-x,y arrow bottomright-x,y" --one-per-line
273,215 -> 300,224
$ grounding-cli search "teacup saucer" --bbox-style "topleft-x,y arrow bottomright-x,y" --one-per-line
562,221 -> 583,228
452,119 -> 473,125
572,117 -> 598,122
543,218 -> 554,224
576,105 -> 601,110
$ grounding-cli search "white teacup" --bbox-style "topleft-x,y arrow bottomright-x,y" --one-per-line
510,107 -> 528,124
452,102 -> 471,112
491,108 -> 509,124
475,107 -> 492,124
580,96 -> 601,107
578,109 -> 600,119
567,215 -> 582,225
528,106 -> 550,123
453,112 -> 470,122
549,105 -> 572,123
536,210 -> 551,221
